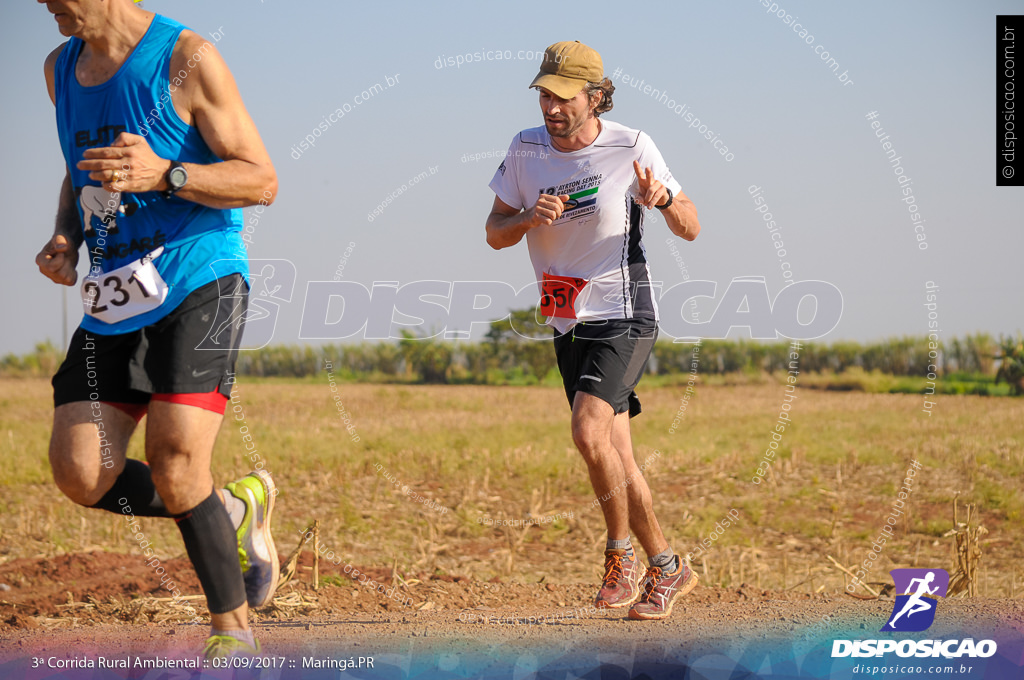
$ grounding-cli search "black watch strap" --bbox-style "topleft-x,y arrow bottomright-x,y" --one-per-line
655,188 -> 674,211
163,161 -> 187,199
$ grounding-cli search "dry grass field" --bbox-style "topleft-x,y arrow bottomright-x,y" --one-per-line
1,375 -> 1021,612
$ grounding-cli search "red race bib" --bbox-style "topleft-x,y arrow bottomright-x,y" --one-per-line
541,272 -> 589,320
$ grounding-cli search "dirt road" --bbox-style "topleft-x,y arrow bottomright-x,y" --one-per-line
1,552 -> 1022,679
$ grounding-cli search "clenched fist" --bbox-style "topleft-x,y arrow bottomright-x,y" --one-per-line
526,193 -> 571,228
37,233 -> 79,286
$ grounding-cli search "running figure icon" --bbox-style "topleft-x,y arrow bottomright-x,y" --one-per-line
887,571 -> 939,627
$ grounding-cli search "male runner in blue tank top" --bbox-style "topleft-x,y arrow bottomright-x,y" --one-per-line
36,0 -> 278,657
487,42 -> 702,620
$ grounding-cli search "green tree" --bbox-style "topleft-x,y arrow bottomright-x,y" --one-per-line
995,334 -> 1024,396
485,309 -> 557,383
399,331 -> 452,383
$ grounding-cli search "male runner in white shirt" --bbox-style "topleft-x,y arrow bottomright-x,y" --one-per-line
487,41 -> 701,620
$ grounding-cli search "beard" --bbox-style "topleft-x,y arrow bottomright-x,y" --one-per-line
545,113 -> 587,139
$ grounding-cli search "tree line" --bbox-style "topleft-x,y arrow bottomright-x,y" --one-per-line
2,313 -> 1020,394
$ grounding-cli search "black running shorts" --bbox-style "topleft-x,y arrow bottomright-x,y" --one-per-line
52,275 -> 248,406
553,318 -> 659,418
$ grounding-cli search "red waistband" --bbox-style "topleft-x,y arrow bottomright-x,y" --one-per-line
103,390 -> 228,422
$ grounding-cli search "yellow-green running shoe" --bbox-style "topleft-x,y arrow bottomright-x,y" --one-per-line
224,470 -> 279,608
203,634 -> 261,659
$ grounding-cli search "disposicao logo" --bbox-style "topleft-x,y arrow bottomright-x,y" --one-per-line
831,568 -> 998,660
882,568 -> 949,632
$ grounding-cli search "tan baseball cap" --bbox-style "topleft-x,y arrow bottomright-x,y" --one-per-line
529,41 -> 603,99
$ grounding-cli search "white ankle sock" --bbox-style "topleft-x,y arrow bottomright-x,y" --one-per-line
222,492 -> 246,530
211,627 -> 255,647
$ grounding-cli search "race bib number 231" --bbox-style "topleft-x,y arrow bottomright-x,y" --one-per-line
81,246 -> 170,324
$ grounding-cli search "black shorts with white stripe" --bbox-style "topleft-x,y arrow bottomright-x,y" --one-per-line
553,318 -> 658,418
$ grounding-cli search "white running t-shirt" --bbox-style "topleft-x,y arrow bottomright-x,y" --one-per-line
489,119 -> 682,334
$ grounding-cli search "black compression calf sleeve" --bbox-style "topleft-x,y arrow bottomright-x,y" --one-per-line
89,459 -> 170,517
174,492 -> 246,615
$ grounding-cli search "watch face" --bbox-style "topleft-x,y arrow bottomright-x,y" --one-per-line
169,166 -> 187,189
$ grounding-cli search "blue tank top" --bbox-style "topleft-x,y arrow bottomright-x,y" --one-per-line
54,14 -> 248,335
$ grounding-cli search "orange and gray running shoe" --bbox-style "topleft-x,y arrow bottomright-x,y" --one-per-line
594,548 -> 641,609
628,557 -> 698,620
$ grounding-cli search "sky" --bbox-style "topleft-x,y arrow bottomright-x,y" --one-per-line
1,0 -> 1021,354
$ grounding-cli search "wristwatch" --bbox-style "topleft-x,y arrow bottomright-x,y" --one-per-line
655,188 -> 673,211
163,161 -> 188,199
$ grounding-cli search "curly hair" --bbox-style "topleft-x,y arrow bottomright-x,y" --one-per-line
584,78 -> 615,116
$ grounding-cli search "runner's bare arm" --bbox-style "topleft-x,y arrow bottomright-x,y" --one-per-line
44,43 -> 64,106
486,197 -> 533,250
633,161 -> 700,241
660,187 -> 700,241
77,31 -> 277,209
37,172 -> 83,286
38,46 -> 82,286
486,194 -> 569,250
